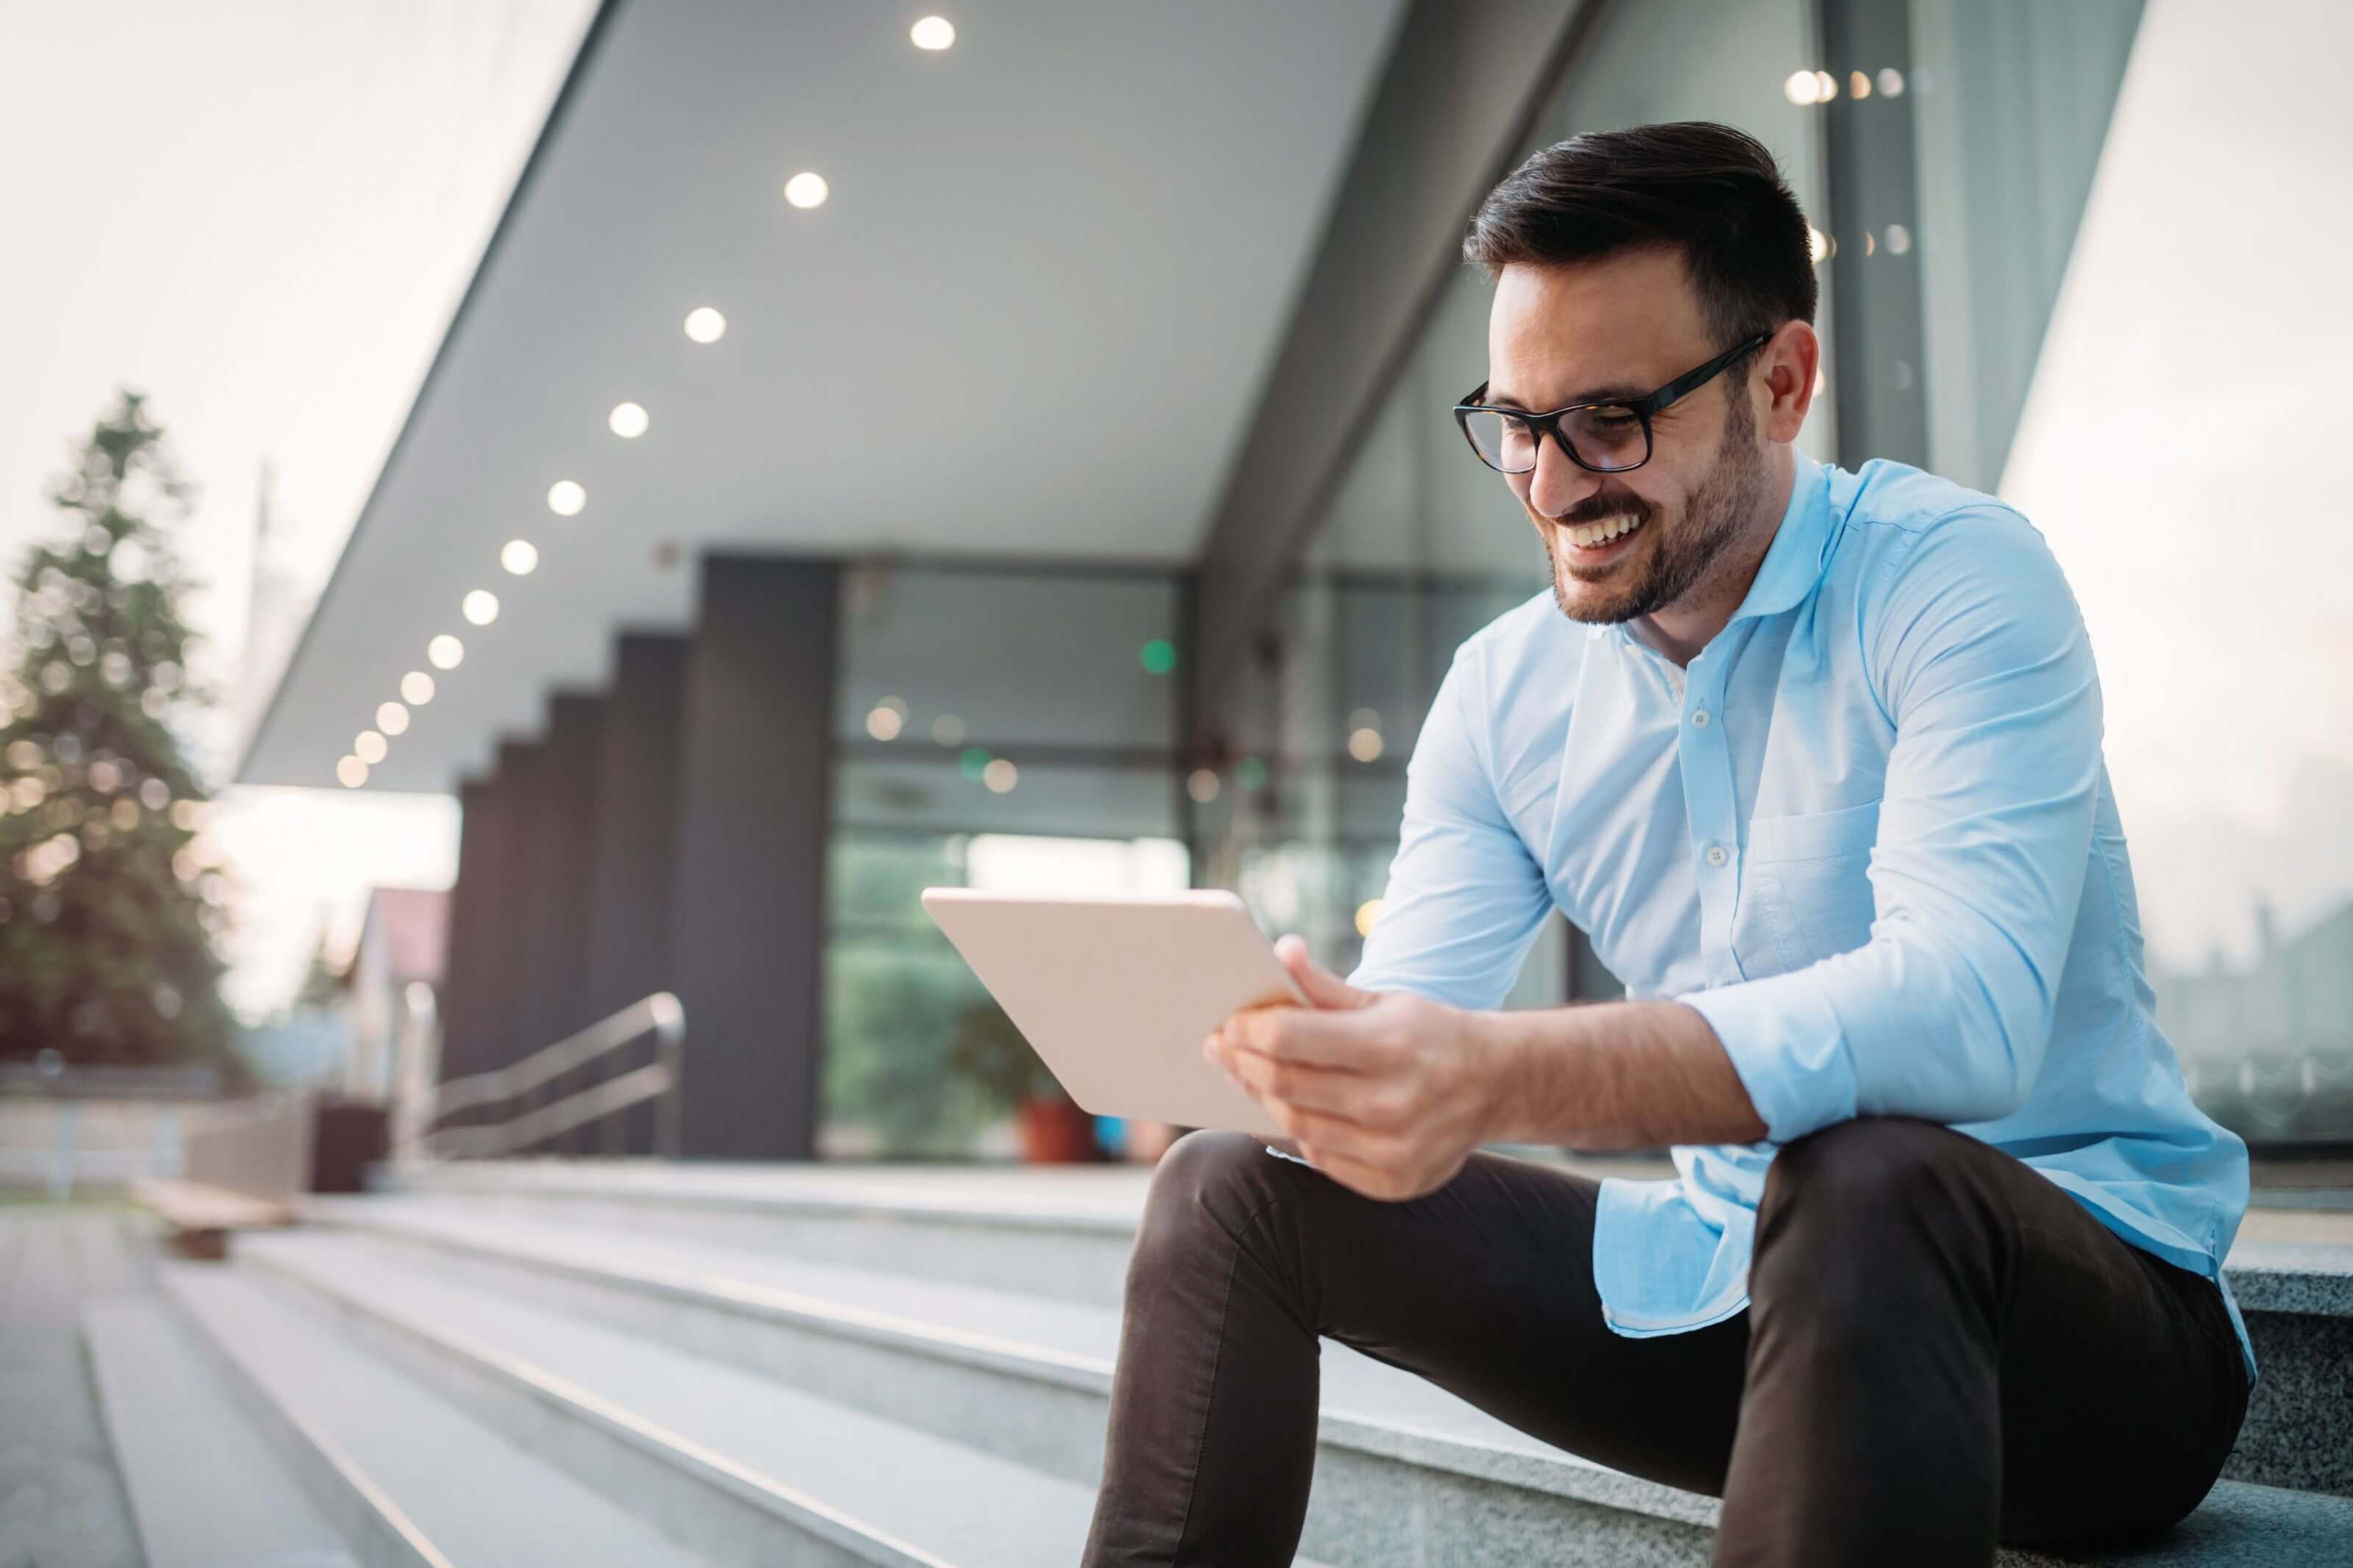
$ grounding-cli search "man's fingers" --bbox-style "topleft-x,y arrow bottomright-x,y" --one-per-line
1224,1003 -> 1388,1071
1221,1044 -> 1374,1122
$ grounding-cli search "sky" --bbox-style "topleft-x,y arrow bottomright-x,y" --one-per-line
0,0 -> 595,1017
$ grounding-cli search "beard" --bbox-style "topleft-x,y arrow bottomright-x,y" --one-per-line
1544,390 -> 1771,626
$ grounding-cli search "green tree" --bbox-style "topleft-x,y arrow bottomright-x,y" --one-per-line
0,390 -> 235,1069
292,920 -> 349,1013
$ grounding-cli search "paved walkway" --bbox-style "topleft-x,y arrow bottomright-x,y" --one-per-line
0,1203 -> 146,1568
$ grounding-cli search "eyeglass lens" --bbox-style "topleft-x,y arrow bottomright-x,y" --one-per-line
1462,404 -> 1649,473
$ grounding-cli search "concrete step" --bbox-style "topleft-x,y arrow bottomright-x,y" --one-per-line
303,1196 -> 2353,1568
156,1261 -> 713,1568
81,1295 -> 358,1568
228,1228 -> 1338,1568
372,1158 -> 2353,1497
375,1158 -> 1141,1308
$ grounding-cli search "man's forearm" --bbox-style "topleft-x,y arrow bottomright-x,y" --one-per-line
1475,1000 -> 1770,1150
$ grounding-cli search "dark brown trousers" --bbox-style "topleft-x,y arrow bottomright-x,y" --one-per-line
1082,1116 -> 2249,1567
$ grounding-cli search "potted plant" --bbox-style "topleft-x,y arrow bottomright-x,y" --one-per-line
950,998 -> 1098,1162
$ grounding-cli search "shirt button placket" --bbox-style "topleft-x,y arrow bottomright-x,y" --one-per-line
1682,667 -> 1740,983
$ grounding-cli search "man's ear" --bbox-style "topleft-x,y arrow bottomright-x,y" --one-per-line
1758,320 -> 1821,445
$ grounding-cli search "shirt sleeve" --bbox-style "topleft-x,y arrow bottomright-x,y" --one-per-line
1345,636 -> 1557,1009
1681,508 -> 2103,1142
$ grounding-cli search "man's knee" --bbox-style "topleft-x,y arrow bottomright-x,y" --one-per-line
1756,1116 -> 1981,1268
1128,1129 -> 1283,1286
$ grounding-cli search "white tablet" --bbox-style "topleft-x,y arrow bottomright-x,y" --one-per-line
921,887 -> 1306,1139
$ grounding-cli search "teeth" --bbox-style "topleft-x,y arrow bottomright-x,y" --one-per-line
1568,515 -> 1643,548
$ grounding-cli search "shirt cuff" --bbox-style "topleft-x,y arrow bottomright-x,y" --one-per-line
1679,968 -> 1857,1145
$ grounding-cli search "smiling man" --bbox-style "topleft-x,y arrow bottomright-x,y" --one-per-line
1082,123 -> 2255,1568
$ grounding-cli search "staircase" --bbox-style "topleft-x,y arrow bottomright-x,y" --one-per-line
82,1158 -> 2353,1567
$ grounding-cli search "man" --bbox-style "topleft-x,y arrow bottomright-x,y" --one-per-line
1082,123 -> 2254,1568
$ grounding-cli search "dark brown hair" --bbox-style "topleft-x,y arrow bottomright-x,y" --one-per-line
1463,121 -> 1817,349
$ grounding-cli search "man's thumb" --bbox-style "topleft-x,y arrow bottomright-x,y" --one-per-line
1274,932 -> 1372,1010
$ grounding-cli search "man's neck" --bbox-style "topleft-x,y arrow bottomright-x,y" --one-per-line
1632,448 -> 1796,667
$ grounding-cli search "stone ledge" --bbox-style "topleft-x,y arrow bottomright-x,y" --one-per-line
2221,1239 -> 2353,1317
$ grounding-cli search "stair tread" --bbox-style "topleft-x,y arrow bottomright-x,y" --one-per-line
321,1194 -> 1583,1474
312,1195 -> 2353,1562
160,1262 -> 712,1568
82,1295 -> 357,1568
238,1230 -> 1203,1568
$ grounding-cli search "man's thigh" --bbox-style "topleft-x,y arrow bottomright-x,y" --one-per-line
1946,1139 -> 2250,1540
1246,1142 -> 1751,1500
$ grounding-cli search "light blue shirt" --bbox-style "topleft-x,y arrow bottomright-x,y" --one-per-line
1346,448 -> 2257,1391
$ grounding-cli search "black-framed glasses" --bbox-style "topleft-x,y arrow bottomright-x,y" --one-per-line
1452,331 -> 1773,476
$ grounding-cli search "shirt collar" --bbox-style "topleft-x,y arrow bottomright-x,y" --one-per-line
1728,446 -> 1834,624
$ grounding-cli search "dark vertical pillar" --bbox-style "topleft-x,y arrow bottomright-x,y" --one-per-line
438,777 -> 493,1085
1820,0 -> 1929,468
585,632 -> 688,1154
670,555 -> 838,1161
527,692 -> 606,1153
498,738 -> 551,1066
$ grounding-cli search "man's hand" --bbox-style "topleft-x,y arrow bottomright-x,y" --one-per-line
1204,934 -> 1507,1201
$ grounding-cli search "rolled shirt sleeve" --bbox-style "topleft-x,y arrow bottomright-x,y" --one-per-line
1682,509 -> 2104,1142
1346,637 -> 1556,1010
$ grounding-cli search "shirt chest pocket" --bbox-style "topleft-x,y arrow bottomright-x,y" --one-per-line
1731,798 -> 1882,978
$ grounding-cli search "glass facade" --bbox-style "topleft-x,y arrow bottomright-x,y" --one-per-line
822,562 -> 1190,1156
1974,1 -> 2353,1144
817,0 -> 2352,1154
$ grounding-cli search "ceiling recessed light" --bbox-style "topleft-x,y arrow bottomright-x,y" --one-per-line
428,634 -> 464,670
546,480 -> 585,516
354,730 -> 388,765
501,540 -> 538,575
337,756 -> 368,788
911,15 -> 955,50
462,590 -> 499,626
377,701 -> 410,736
608,401 -> 649,439
401,670 -> 435,705
784,171 -> 829,210
684,306 -> 726,343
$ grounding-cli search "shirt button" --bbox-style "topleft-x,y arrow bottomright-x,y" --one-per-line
1690,709 -> 1710,728
1706,844 -> 1728,867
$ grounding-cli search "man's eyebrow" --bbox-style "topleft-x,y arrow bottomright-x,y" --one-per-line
1480,382 -> 1649,411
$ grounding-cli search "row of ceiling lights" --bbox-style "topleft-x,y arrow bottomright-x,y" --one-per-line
337,17 -> 961,789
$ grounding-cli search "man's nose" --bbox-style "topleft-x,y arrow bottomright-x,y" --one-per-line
1527,435 -> 1604,520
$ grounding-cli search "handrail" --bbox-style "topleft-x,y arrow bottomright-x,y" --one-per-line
420,992 -> 685,1159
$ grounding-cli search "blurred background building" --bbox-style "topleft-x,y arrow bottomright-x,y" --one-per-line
217,0 -> 2353,1161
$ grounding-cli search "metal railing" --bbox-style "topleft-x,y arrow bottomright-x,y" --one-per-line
419,992 -> 685,1159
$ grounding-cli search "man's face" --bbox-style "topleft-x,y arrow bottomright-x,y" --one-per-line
1484,249 -> 1774,626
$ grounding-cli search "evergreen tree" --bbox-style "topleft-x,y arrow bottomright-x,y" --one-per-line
0,390 -> 235,1069
293,920 -> 349,1013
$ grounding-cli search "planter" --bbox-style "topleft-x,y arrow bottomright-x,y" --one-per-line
1016,1095 -> 1100,1163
